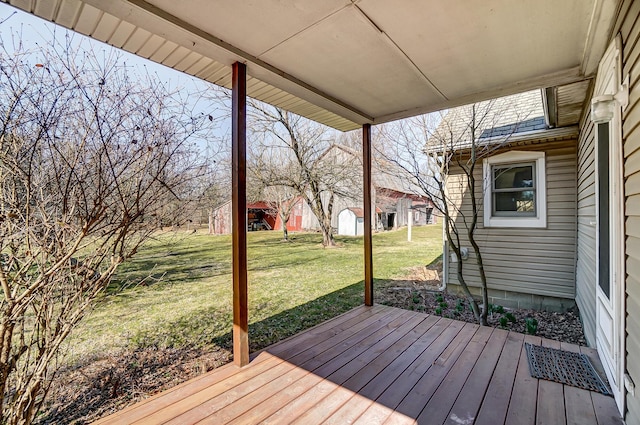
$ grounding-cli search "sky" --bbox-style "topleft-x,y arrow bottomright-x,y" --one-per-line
0,3 -> 232,147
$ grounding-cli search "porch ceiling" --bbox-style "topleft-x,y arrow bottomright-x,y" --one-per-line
4,0 -> 619,131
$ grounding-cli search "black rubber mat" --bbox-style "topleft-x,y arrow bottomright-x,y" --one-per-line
525,342 -> 612,396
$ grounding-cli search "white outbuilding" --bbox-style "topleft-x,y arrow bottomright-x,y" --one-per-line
337,208 -> 365,236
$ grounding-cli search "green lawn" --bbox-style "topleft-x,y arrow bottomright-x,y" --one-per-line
65,224 -> 443,365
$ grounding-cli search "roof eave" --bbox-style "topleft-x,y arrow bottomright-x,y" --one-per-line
426,125 -> 580,155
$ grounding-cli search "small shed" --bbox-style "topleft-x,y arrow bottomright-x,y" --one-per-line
338,208 -> 365,236
247,202 -> 276,231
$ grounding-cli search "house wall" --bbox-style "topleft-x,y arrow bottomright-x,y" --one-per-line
575,102 -> 597,346
445,140 -> 578,307
619,2 -> 640,422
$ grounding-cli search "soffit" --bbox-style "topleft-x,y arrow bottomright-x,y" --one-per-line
4,0 -> 620,131
556,80 -> 593,127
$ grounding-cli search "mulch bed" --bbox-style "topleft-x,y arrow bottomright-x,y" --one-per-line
375,263 -> 587,346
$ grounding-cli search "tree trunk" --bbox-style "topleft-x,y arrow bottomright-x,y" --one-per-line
0,316 -> 14,423
455,255 -> 482,321
466,152 -> 489,326
470,240 -> 489,326
279,209 -> 291,241
208,208 -> 214,234
322,227 -> 336,247
444,217 -> 482,323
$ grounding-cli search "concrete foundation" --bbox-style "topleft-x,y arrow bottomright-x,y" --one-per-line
446,284 -> 576,312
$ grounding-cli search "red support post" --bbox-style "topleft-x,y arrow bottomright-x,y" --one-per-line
232,62 -> 249,366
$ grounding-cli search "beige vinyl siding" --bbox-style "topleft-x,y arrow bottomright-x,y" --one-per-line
621,1 -> 640,423
575,102 -> 597,346
446,141 -> 577,299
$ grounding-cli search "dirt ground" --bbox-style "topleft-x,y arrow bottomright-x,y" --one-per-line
37,261 -> 587,424
38,347 -> 231,424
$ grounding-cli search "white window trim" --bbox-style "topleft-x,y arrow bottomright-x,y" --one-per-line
483,150 -> 546,228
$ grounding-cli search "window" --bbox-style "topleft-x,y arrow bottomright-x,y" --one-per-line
492,163 -> 536,216
596,122 -> 610,298
483,151 -> 546,228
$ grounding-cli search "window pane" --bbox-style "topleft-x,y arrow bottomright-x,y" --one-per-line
494,165 -> 534,189
494,190 -> 536,214
597,122 -> 610,298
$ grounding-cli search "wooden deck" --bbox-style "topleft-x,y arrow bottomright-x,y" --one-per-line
94,305 -> 622,425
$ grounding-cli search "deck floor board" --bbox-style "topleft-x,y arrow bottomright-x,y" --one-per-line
536,339 -> 567,425
442,328 -> 510,425
93,305 -> 622,425
474,331 -> 524,425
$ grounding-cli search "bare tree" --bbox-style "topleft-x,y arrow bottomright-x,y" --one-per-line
0,34 -> 209,424
247,104 -> 359,247
377,98 -> 530,325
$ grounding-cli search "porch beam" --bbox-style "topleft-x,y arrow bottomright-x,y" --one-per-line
232,61 -> 249,367
363,124 -> 373,306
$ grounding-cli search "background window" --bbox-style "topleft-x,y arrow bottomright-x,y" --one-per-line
492,163 -> 536,216
483,151 -> 546,228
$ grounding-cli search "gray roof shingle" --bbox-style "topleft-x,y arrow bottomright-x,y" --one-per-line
429,90 -> 547,151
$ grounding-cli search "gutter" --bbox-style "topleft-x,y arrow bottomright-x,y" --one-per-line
425,125 -> 580,155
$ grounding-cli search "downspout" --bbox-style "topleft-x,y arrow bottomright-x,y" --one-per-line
439,218 -> 448,291
439,175 -> 448,292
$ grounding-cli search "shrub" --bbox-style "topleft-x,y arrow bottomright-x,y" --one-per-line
525,317 -> 539,335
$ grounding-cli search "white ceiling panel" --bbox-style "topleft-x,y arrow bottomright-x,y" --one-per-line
146,0 -> 351,57
358,0 -> 594,100
260,5 -> 442,118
